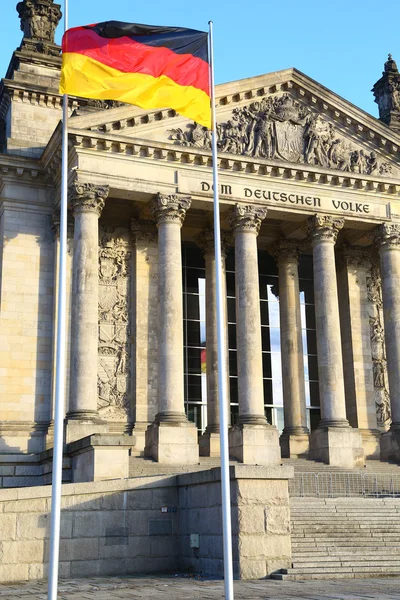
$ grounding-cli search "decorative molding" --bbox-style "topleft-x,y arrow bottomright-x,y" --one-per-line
17,0 -> 62,44
130,217 -> 157,244
269,239 -> 300,264
97,227 -> 131,422
69,182 -> 109,217
168,93 -> 395,176
228,204 -> 267,235
150,193 -> 191,226
340,244 -> 371,269
367,266 -> 391,429
374,223 -> 400,250
307,214 -> 344,244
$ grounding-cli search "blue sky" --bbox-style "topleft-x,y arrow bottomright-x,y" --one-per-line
1,1 -> 399,119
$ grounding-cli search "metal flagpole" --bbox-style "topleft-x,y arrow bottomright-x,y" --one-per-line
208,21 -> 234,600
48,0 -> 69,598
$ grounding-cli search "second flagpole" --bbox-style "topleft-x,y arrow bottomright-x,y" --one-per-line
208,20 -> 234,600
47,0 -> 69,598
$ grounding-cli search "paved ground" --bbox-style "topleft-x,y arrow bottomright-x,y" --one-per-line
1,576 -> 400,599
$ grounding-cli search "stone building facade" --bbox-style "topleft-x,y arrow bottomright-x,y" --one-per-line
2,0 -> 400,481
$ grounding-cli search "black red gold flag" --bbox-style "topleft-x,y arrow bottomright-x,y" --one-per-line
60,21 -> 211,127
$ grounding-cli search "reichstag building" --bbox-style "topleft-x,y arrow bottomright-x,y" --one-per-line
2,0 -> 400,483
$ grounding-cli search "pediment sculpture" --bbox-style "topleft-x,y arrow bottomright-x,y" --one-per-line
168,93 -> 393,176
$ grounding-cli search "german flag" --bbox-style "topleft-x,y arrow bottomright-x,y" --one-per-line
60,21 -> 211,128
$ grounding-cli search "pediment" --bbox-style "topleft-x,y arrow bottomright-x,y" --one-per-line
69,68 -> 400,178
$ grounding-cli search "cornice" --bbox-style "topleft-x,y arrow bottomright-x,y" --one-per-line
48,128 -> 400,197
0,155 -> 45,183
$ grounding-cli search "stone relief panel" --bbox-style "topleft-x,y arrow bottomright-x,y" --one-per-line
168,93 -> 394,176
97,226 -> 132,422
367,266 -> 391,429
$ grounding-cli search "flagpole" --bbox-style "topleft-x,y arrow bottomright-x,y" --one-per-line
48,0 -> 69,598
208,21 -> 234,600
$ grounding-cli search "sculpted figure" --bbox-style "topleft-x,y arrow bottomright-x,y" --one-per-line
304,115 -> 329,167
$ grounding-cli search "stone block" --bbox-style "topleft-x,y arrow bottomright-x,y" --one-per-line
280,433 -> 309,458
69,434 -> 134,482
309,426 -> 364,467
0,514 -> 17,540
0,564 -> 29,583
229,424 -> 280,465
1,540 -> 44,564
237,558 -> 267,580
145,421 -> 199,465
199,432 -> 221,457
380,430 -> 400,462
65,421 -> 109,445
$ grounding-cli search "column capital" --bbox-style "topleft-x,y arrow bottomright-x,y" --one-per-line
228,204 -> 267,235
269,239 -> 300,265
340,244 -> 371,269
69,182 -> 109,217
130,218 -> 158,244
196,228 -> 231,257
374,223 -> 400,251
307,214 -> 344,244
151,194 -> 191,226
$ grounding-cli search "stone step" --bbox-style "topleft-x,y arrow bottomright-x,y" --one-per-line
283,565 -> 400,575
292,558 -> 400,567
271,571 -> 400,581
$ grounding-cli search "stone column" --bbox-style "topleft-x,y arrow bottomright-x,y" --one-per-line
227,204 -> 280,465
337,246 -> 379,459
144,194 -> 199,464
308,215 -> 363,467
66,182 -> 110,444
375,224 -> 400,462
270,240 -> 309,458
197,228 -> 230,457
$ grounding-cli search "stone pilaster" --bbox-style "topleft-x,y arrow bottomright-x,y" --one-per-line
337,246 -> 379,459
227,204 -> 280,465
144,194 -> 199,464
270,240 -> 309,458
308,215 -> 363,467
130,218 -> 158,455
66,183 -> 110,444
197,228 -> 231,457
375,224 -> 400,462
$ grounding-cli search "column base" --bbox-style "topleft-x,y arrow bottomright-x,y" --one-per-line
380,430 -> 400,463
65,414 -> 109,444
199,429 -> 221,457
145,420 -> 199,465
309,426 -> 364,467
280,432 -> 309,458
228,423 -> 280,465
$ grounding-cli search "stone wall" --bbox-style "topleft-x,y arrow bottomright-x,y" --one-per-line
0,465 -> 293,583
178,466 -> 293,579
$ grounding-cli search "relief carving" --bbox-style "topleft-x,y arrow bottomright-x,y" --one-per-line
17,0 -> 62,43
367,266 -> 391,429
97,227 -> 131,421
168,93 -> 393,176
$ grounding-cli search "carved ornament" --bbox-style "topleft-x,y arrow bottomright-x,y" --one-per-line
17,0 -> 62,43
340,245 -> 371,269
374,223 -> 400,251
98,227 -> 131,421
130,218 -> 158,244
168,93 -> 393,176
69,182 -> 109,217
307,215 -> 344,244
373,55 -> 400,131
269,239 -> 300,264
151,194 -> 191,226
196,228 -> 231,257
228,204 -> 267,235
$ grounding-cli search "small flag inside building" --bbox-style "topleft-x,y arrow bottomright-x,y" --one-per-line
60,21 -> 211,127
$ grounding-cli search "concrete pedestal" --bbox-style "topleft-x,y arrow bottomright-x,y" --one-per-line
380,430 -> 400,462
65,419 -> 109,444
145,421 -> 199,465
229,424 -> 280,465
280,432 -> 310,458
310,427 -> 364,467
199,431 -> 221,457
68,434 -> 135,482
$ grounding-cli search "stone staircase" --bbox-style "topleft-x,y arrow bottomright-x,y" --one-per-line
273,497 -> 400,580
128,456 -> 239,477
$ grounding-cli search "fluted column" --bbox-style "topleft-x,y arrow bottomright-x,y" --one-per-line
197,228 -> 230,457
270,240 -> 309,458
144,194 -> 199,464
227,204 -> 280,465
66,182 -> 109,443
375,224 -> 400,461
308,215 -> 363,467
